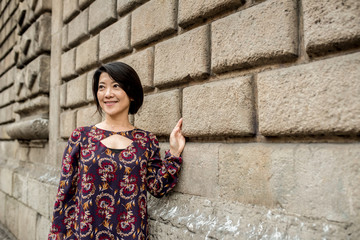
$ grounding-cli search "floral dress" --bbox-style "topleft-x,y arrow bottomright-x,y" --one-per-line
49,126 -> 182,240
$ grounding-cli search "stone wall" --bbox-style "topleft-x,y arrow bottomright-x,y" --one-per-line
0,0 -> 359,239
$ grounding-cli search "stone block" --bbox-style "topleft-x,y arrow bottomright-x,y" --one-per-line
88,0 -> 117,34
14,95 -> 49,117
17,13 -> 52,66
183,77 -> 255,136
66,74 -> 87,107
0,104 -> 14,124
176,143 -> 220,198
12,172 -> 28,204
29,144 -> 49,164
6,118 -> 49,140
60,82 -> 67,107
219,144 -> 275,207
75,36 -> 99,72
27,178 -> 49,217
48,183 -> 59,218
117,0 -> 147,15
79,0 -> 95,9
60,110 -> 77,139
0,191 -> 5,224
52,0 -> 63,35
63,0 -> 80,23
68,8 -> 89,47
178,0 -> 243,27
131,0 -> 177,47
36,215 -> 51,240
0,141 -> 18,160
18,203 -> 36,240
258,52 -> 360,136
61,48 -> 76,79
61,24 -> 69,51
0,125 -> 11,139
0,167 -> 13,195
119,47 -> 154,90
0,49 -> 16,76
135,90 -> 181,136
76,105 -> 102,128
57,141 -> 68,167
86,69 -> 96,102
211,0 -> 298,73
5,196 -> 19,238
303,0 -> 360,57
154,25 -> 209,86
99,15 -> 131,61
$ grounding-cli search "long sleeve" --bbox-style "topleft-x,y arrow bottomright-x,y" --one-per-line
146,133 -> 182,198
49,129 -> 81,239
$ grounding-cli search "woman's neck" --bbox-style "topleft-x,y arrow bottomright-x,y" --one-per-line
99,115 -> 134,132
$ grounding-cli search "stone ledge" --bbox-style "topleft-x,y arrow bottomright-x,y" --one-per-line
6,118 -> 49,140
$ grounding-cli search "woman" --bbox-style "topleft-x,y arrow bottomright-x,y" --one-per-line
49,62 -> 185,239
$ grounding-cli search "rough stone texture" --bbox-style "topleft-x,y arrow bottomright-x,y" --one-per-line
13,95 -> 49,117
0,68 -> 15,92
79,0 -> 95,10
88,0 -> 117,34
5,196 -> 18,238
148,193 -> 353,239
178,0 -> 243,27
119,47 -> 154,90
6,118 -> 49,140
86,69 -> 96,102
176,143 -> 220,198
67,8 -> 89,47
0,50 -> 16,76
61,48 -> 76,79
183,77 -> 255,136
12,172 -> 28,204
63,0 -> 80,23
17,0 -> 51,34
0,191 -> 5,224
52,0 -> 63,35
75,36 -> 99,72
0,104 -> 14,124
131,0 -> 177,47
17,203 -> 36,240
0,167 -> 13,195
154,26 -> 209,86
60,110 -> 76,138
212,0 -> 298,73
99,15 -> 131,61
135,90 -> 181,136
258,52 -> 360,136
27,179 -> 49,218
0,125 -> 10,140
76,105 -> 102,128
61,24 -> 69,51
303,0 -> 360,57
36,215 -> 51,240
0,85 -> 15,108
117,0 -> 148,15
66,74 -> 87,107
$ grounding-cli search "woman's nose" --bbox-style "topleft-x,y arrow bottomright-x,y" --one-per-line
105,87 -> 113,97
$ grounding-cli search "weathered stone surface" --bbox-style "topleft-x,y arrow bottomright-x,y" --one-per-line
13,95 -> 49,116
154,26 -> 209,86
79,0 -> 95,9
63,0 -> 80,23
303,0 -> 360,56
12,172 -> 27,204
131,0 -> 177,47
258,52 -> 360,136
52,0 -> 63,35
0,67 -> 15,92
148,193 -> 352,239
61,48 -> 76,79
0,85 -> 15,108
17,13 -> 51,66
36,214 -> 51,240
68,8 -> 89,47
27,179 -> 49,218
0,104 -> 14,124
0,191 -> 5,224
212,0 -> 298,73
0,49 -> 16,76
219,144 -> 275,207
183,77 -> 255,136
66,74 -> 87,107
6,118 -> 49,140
119,47 -> 154,90
0,141 -> 18,160
5,196 -> 18,238
88,0 -> 117,34
178,0 -> 243,27
18,203 -> 36,240
0,125 -> 11,139
117,0 -> 147,15
29,144 -> 49,164
60,110 -> 76,138
17,0 -> 52,34
0,167 -> 13,195
15,55 -> 50,101
76,105 -> 102,128
176,143 -> 220,198
99,15 -> 131,61
135,90 -> 181,135
86,69 -> 96,102
61,24 -> 69,51
75,36 -> 99,72
59,82 -> 67,107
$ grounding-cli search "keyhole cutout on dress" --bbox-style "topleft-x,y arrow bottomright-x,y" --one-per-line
100,134 -> 133,150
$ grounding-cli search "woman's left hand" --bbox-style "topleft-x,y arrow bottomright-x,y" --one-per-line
169,118 -> 186,157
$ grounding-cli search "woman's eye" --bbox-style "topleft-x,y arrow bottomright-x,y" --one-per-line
113,84 -> 120,88
99,85 -> 105,89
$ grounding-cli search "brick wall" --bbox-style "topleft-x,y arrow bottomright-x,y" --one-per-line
0,0 -> 359,239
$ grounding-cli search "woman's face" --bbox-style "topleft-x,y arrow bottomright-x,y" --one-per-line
97,72 -> 131,117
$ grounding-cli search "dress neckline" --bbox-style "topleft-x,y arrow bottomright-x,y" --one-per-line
92,125 -> 137,133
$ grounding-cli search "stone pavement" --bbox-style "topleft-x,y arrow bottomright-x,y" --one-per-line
0,223 -> 16,240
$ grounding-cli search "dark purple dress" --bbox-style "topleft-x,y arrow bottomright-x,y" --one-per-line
49,126 -> 182,240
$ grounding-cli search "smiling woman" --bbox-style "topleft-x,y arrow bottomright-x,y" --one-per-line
49,62 -> 185,240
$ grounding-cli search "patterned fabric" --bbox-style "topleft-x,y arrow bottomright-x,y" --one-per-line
49,126 -> 182,240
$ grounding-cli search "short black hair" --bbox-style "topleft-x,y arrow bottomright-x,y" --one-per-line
92,62 -> 143,115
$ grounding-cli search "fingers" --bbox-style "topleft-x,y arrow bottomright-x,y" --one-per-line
175,118 -> 183,129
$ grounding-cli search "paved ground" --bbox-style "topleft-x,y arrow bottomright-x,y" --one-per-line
0,223 -> 16,240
